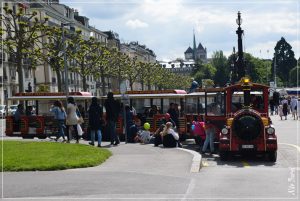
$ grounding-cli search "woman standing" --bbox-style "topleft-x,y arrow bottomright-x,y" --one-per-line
88,97 -> 103,147
66,97 -> 79,143
201,120 -> 216,154
51,100 -> 66,142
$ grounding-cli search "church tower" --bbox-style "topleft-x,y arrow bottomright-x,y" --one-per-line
184,31 -> 207,62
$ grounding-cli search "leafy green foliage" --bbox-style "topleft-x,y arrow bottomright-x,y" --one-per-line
212,51 -> 229,87
1,6 -> 50,92
272,37 -> 297,86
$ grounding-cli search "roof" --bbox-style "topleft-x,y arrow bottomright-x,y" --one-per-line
197,43 -> 204,50
185,47 -> 193,54
9,92 -> 93,101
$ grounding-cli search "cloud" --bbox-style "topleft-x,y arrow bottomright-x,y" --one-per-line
125,19 -> 149,29
139,0 -> 183,23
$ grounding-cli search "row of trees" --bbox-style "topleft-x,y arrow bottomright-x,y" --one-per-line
1,5 -> 191,95
192,37 -> 299,88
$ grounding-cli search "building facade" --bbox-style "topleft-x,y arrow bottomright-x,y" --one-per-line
184,33 -> 207,62
120,41 -> 156,90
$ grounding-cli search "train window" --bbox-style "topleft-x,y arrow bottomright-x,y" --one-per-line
231,90 -> 265,111
206,92 -> 225,116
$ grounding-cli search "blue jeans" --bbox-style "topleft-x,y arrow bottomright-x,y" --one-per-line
57,120 -> 65,139
91,129 -> 102,145
108,120 -> 119,144
202,128 -> 215,152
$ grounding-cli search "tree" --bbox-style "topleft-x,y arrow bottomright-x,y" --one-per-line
124,56 -> 142,90
67,36 -> 105,91
211,51 -> 229,87
42,27 -> 79,92
272,37 -> 297,86
289,57 -> 299,87
1,5 -> 49,92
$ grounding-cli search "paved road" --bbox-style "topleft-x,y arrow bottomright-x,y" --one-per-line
1,115 -> 299,200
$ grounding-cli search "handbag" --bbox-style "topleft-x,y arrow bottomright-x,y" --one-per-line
78,116 -> 84,124
76,107 -> 84,124
77,124 -> 83,136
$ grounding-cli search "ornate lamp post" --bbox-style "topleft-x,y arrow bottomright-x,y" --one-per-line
236,11 -> 245,81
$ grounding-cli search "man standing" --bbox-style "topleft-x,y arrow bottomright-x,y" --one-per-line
104,92 -> 121,145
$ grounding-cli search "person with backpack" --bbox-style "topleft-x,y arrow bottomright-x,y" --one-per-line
50,100 -> 66,142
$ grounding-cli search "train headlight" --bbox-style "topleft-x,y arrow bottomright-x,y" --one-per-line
266,127 -> 275,135
221,128 -> 229,135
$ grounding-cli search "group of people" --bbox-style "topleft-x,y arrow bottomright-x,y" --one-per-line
270,95 -> 300,120
49,92 -> 121,146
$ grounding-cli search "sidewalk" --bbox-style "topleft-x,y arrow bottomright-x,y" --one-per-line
69,141 -> 197,176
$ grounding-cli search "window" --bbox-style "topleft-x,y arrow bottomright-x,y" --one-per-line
206,92 -> 225,116
231,90 -> 264,112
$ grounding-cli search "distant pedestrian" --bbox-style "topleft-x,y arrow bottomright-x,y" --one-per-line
269,99 -> 275,115
13,104 -> 24,131
125,105 -> 134,141
201,120 -> 216,154
88,97 -> 103,147
273,91 -> 280,115
104,92 -> 121,145
278,105 -> 284,120
281,98 -> 288,120
290,96 -> 297,120
66,97 -> 80,143
297,98 -> 300,120
50,100 -> 66,142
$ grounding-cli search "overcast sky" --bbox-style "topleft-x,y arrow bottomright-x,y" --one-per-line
61,0 -> 299,61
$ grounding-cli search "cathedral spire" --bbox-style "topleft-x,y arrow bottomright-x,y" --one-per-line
193,29 -> 196,60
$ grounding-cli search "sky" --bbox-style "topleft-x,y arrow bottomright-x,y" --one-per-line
60,0 -> 299,61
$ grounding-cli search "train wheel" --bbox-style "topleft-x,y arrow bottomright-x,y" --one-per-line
219,152 -> 229,161
268,151 -> 277,162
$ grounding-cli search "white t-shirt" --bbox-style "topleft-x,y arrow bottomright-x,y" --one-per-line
168,129 -> 179,141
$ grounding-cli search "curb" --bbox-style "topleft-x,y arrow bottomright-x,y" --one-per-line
177,148 -> 202,173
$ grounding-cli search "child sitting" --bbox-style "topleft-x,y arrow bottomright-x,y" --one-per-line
134,123 -> 151,144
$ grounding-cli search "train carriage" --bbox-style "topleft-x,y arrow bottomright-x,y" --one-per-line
5,92 -> 93,139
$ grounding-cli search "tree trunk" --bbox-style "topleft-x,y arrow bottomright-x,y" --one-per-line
141,80 -> 144,91
130,79 -> 133,91
118,73 -> 121,93
16,53 -> 24,93
55,67 -> 62,92
101,69 -> 106,96
82,76 -> 87,91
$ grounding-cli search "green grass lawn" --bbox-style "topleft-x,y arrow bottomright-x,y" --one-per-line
0,141 -> 112,171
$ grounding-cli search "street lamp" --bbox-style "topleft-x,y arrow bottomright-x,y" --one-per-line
61,22 -> 73,100
236,11 -> 242,26
236,11 -> 245,81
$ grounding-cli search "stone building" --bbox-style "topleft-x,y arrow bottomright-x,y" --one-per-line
120,41 -> 156,90
184,33 -> 207,62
